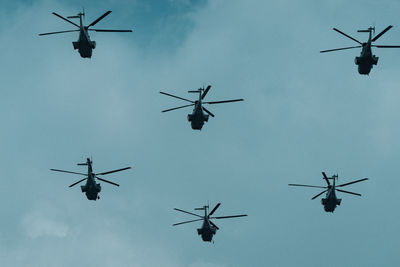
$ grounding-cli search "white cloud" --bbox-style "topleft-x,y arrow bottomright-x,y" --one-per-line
22,209 -> 69,239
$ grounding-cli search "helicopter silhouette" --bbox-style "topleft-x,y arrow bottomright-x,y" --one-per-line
50,158 -> 131,200
39,10 -> 132,58
160,85 -> 244,130
289,172 -> 368,212
173,203 -> 247,242
320,26 -> 400,75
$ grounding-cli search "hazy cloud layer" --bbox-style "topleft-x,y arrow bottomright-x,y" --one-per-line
0,0 -> 400,266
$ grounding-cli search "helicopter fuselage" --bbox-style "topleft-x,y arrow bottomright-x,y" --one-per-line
187,100 -> 209,130
72,16 -> 96,58
73,28 -> 95,58
197,218 -> 217,242
355,41 -> 378,75
78,162 -> 101,200
81,174 -> 101,200
321,185 -> 341,212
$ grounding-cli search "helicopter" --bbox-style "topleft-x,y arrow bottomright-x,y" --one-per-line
173,203 -> 247,242
289,172 -> 368,212
160,85 -> 244,130
39,10 -> 132,58
50,158 -> 131,200
320,25 -> 400,75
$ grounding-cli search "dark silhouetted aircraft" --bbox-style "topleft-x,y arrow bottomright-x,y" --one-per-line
289,172 -> 368,212
321,26 -> 400,75
173,203 -> 247,242
160,85 -> 243,130
39,10 -> 132,58
51,158 -> 131,200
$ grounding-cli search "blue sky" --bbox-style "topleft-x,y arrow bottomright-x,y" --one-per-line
0,0 -> 400,266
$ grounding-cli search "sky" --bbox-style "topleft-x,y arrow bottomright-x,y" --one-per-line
0,0 -> 400,266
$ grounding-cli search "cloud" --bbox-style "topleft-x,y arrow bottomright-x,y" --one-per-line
1,0 -> 400,267
22,209 -> 69,238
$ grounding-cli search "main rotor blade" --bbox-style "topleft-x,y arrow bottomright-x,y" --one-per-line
50,169 -> 87,176
336,189 -> 361,196
201,85 -> 211,100
337,178 -> 368,187
372,25 -> 393,42
159,92 -> 194,103
162,104 -> 194,113
208,203 -> 221,216
373,45 -> 400,48
88,11 -> 111,27
320,46 -> 362,53
288,184 -> 327,189
69,178 -> 88,187
52,12 -> 80,28
209,220 -> 219,230
202,106 -> 215,117
203,99 -> 244,104
322,172 -> 330,186
173,219 -> 203,226
174,208 -> 203,218
89,29 -> 133,32
39,30 -> 80,36
96,176 -> 120,187
213,214 -> 247,219
311,190 -> 327,200
96,167 -> 131,176
333,28 -> 362,44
